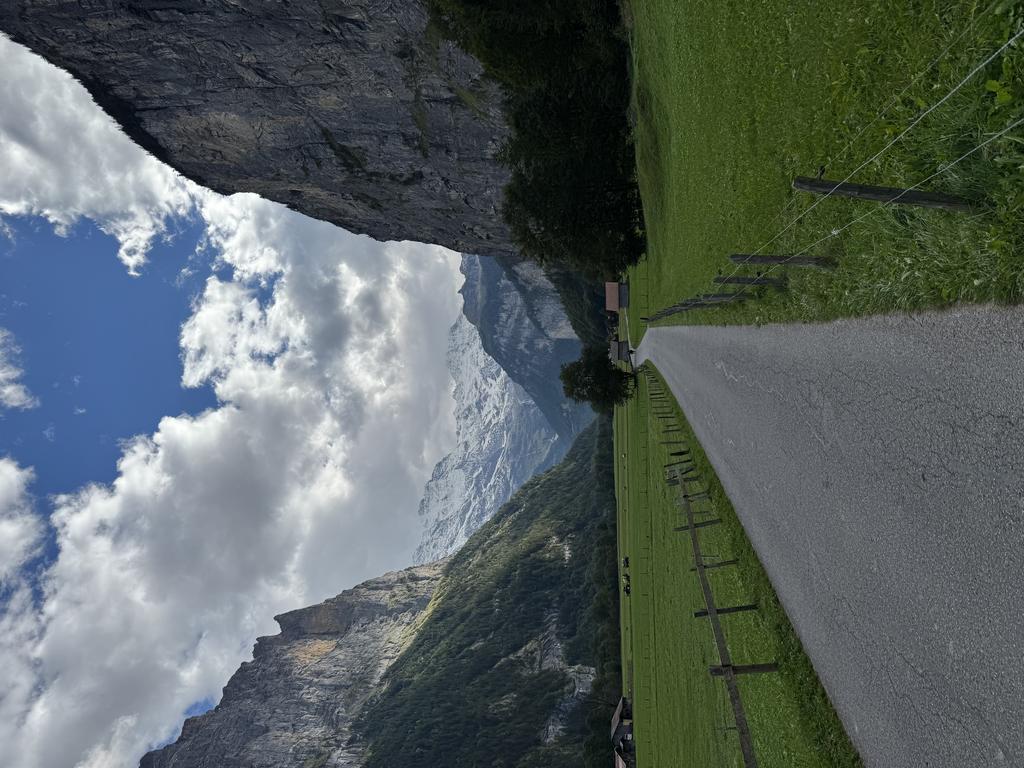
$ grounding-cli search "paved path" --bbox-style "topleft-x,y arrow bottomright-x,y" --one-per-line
635,305 -> 1024,768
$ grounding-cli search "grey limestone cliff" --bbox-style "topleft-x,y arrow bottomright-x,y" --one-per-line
139,562 -> 445,768
0,1 -> 597,440
0,0 -> 512,258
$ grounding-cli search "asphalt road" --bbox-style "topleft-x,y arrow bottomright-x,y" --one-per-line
635,305 -> 1024,768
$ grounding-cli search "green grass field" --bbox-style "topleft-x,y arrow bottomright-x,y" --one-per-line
615,366 -> 861,767
613,3 -> 1024,764
625,0 -> 1024,337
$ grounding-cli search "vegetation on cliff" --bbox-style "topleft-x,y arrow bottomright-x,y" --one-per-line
429,0 -> 643,280
426,0 -> 644,406
360,417 -> 620,768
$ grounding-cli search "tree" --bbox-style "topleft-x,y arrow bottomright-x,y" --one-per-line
560,345 -> 633,411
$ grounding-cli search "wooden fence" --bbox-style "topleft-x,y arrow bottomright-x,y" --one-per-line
643,369 -> 778,768
640,176 -> 971,323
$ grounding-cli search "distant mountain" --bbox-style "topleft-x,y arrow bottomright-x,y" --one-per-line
414,314 -> 565,563
460,254 -> 593,442
139,419 -> 620,768
413,257 -> 594,562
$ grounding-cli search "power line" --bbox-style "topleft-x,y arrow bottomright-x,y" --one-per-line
755,114 -> 1024,282
830,0 -> 1005,167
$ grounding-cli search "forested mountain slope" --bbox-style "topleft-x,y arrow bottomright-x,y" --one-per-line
364,417 -> 618,768
140,419 -> 619,767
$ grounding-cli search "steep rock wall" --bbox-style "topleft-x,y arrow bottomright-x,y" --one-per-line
139,562 -> 445,768
0,0 -> 513,258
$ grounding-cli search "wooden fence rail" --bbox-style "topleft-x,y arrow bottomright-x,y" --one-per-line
644,367 -> 778,768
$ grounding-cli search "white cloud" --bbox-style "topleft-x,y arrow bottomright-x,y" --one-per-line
0,34 -> 194,273
0,36 -> 464,768
0,458 -> 41,582
0,462 -> 44,768
0,328 -> 38,410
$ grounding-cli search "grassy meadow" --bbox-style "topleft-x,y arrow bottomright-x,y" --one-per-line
614,367 -> 860,768
606,2 -> 1024,765
624,0 -> 1024,336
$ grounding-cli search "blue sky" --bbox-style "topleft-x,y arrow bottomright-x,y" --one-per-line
0,34 -> 465,768
0,215 -> 215,498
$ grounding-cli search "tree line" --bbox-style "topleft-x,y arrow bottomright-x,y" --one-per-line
430,0 -> 642,410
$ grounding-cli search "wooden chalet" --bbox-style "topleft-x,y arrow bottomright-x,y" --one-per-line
604,282 -> 629,313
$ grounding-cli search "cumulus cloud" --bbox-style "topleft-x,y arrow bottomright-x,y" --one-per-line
0,328 -> 38,410
0,460 -> 44,767
0,34 -> 194,273
0,36 -> 464,768
0,458 -> 41,582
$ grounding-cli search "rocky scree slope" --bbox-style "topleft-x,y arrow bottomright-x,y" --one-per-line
0,0 -> 512,258
139,419 -> 617,768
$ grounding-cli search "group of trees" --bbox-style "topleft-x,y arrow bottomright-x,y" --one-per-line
430,0 -> 643,410
560,345 -> 634,412
431,0 -> 644,279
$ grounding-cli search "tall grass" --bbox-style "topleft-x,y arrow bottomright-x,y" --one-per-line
626,0 -> 1024,331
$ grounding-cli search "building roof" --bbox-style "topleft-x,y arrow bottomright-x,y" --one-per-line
609,339 -> 630,363
610,697 -> 628,738
605,282 -> 621,312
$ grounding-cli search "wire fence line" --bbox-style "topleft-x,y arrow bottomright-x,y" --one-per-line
829,0 -> 1006,168
640,10 -> 1022,324
736,111 -> 1024,294
748,18 -> 1023,259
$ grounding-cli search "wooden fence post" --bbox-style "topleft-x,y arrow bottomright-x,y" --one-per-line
793,176 -> 972,212
713,275 -> 787,289
691,559 -> 738,572
710,663 -> 779,677
729,254 -> 835,269
674,519 -> 721,532
694,603 -> 758,618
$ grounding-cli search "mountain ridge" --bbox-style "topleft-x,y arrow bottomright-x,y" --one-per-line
414,312 -> 565,563
139,562 -> 447,768
138,419 -> 619,768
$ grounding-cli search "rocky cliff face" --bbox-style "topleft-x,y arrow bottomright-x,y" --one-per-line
0,1 -> 596,442
460,254 -> 592,442
0,0 -> 512,258
139,562 -> 445,768
139,420 -> 615,768
414,313 -> 563,563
